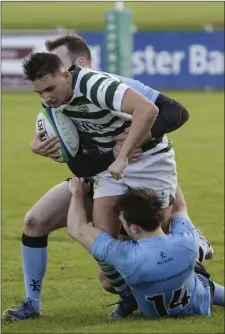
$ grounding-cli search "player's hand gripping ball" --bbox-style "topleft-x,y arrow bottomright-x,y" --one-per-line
36,108 -> 80,163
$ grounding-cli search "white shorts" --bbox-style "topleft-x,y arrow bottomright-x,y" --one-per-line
93,148 -> 177,208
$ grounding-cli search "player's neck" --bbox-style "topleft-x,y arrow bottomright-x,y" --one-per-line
137,227 -> 166,240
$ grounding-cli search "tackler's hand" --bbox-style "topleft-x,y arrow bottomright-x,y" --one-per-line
69,177 -> 86,198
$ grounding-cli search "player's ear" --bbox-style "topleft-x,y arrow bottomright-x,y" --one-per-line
75,56 -> 87,67
61,70 -> 71,81
130,224 -> 139,234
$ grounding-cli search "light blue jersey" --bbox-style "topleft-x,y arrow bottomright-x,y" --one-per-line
91,215 -> 212,318
116,75 -> 160,103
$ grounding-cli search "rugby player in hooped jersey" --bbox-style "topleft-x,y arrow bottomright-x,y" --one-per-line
25,51 -> 159,181
22,48 -> 179,314
23,50 -> 176,231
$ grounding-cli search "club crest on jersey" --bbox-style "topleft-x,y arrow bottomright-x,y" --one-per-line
78,105 -> 89,113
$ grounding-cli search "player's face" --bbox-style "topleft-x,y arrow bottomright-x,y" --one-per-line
32,71 -> 73,108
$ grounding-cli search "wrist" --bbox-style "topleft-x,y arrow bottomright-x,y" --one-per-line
115,153 -> 128,161
71,192 -> 85,200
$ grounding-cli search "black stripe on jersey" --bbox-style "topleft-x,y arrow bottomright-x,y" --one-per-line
71,67 -> 82,90
80,72 -> 98,96
63,109 -> 110,119
92,141 -> 115,148
63,112 -> 123,129
90,77 -> 106,108
104,116 -> 123,128
105,81 -> 121,110
84,121 -> 131,138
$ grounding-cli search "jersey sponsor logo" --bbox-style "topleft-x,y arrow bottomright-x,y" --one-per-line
141,264 -> 193,285
157,252 -> 174,265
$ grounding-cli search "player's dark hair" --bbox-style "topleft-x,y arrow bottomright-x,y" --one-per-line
114,188 -> 164,232
22,52 -> 64,81
45,34 -> 92,64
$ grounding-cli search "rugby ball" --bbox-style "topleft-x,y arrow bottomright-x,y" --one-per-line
36,108 -> 80,163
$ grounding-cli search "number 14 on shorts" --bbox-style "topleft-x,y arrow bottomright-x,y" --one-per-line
146,286 -> 191,317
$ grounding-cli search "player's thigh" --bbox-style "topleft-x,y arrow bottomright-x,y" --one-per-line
125,148 -> 177,209
93,176 -> 128,237
93,196 -> 122,237
25,181 -> 94,236
24,181 -> 72,236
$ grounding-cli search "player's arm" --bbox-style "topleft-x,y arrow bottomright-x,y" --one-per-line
172,185 -> 188,218
151,94 -> 190,138
68,95 -> 188,176
79,69 -> 158,179
108,87 -> 159,179
116,87 -> 159,150
69,98 -> 187,176
115,95 -> 190,147
66,177 -> 132,268
169,186 -> 199,242
67,177 -> 102,251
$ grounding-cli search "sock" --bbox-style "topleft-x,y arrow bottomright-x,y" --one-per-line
97,260 -> 130,296
212,282 -> 225,306
22,233 -> 48,310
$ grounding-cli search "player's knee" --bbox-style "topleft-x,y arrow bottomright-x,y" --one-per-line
24,211 -> 48,236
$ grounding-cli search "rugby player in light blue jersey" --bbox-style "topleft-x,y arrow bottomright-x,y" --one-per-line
66,178 -> 224,318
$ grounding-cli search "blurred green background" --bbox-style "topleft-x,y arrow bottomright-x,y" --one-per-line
2,1 -> 224,30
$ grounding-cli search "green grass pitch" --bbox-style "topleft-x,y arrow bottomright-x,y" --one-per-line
2,2 -> 224,30
2,91 -> 224,333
